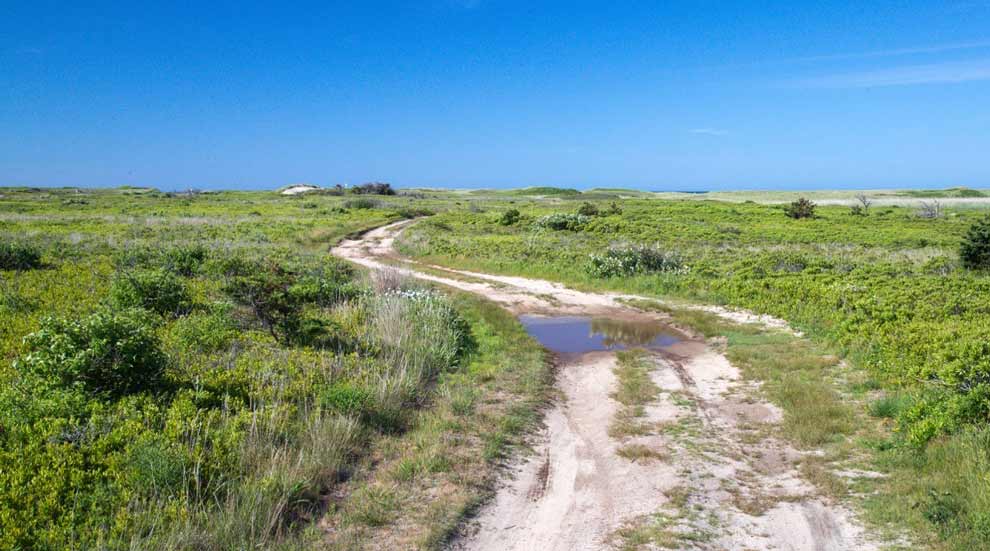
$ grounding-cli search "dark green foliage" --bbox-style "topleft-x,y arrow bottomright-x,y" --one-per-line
499,208 -> 521,226
577,202 -> 599,216
0,242 -> 42,270
162,244 -> 208,276
784,197 -> 816,219
223,262 -> 304,343
960,215 -> 990,270
344,197 -> 380,210
166,305 -> 237,353
15,308 -> 166,396
351,182 -> 395,195
110,269 -> 192,317
606,201 -> 623,215
320,382 -> 371,416
393,207 -> 434,219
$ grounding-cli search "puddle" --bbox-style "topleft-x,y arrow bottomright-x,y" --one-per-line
519,315 -> 680,354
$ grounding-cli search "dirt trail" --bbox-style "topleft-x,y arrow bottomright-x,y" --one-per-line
333,221 -> 881,551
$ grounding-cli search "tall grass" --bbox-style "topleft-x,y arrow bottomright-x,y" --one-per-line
364,288 -> 471,429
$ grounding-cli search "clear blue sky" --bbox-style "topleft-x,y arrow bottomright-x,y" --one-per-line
2,1 -> 989,191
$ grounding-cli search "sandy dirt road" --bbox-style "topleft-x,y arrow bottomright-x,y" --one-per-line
332,221 -> 881,551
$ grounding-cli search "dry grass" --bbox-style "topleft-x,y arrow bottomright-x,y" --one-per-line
616,443 -> 669,463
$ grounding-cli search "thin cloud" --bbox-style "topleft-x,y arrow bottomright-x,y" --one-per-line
794,58 -> 990,88
786,39 -> 990,63
690,128 -> 729,136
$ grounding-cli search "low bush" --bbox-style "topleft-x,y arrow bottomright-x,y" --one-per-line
110,268 -> 192,317
14,308 -> 166,396
393,207 -> 434,219
162,244 -> 209,276
577,202 -> 599,216
351,182 -> 395,196
0,242 -> 43,270
290,259 -> 362,307
223,262 -> 304,343
344,198 -> 381,210
534,213 -> 589,231
960,215 -> 990,270
784,197 -> 816,219
587,244 -> 687,278
165,304 -> 238,353
499,208 -> 521,226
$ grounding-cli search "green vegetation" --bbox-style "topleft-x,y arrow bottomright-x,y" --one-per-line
609,350 -> 661,439
0,187 -> 550,550
960,215 -> 990,270
783,197 -> 816,219
394,189 -> 990,548
0,241 -> 43,270
7,184 -> 990,548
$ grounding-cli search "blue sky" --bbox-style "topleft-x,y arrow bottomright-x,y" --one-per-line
2,1 -> 989,191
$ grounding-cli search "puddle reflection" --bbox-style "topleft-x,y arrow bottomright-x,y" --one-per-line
519,315 -> 680,354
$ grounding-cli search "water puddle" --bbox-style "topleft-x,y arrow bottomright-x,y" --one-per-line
519,315 -> 680,354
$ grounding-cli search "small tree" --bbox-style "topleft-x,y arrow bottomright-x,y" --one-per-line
499,208 -> 521,226
854,193 -> 872,214
960,215 -> 990,270
784,198 -> 816,219
577,202 -> 599,217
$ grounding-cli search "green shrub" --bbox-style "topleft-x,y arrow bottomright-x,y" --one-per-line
223,262 -> 302,342
960,215 -> 990,270
784,197 -> 816,219
351,182 -> 395,195
577,202 -> 599,216
289,259 -> 361,307
166,304 -> 237,353
344,198 -> 380,210
587,245 -> 687,278
14,308 -> 166,396
162,244 -> 208,276
110,269 -> 192,317
0,242 -> 42,270
320,382 -> 371,416
533,213 -> 589,231
499,208 -> 521,226
393,207 -> 434,219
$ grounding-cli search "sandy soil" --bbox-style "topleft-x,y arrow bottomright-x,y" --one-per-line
332,221 -> 881,551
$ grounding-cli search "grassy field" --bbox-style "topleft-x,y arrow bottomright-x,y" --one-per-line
5,184 -> 990,549
393,187 -> 990,549
0,187 -> 549,549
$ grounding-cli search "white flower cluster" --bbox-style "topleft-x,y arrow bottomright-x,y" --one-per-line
533,213 -> 590,231
587,244 -> 689,278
